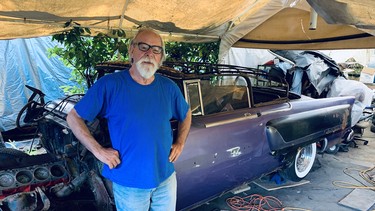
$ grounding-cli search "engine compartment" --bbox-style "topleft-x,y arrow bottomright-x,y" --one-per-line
0,94 -> 114,211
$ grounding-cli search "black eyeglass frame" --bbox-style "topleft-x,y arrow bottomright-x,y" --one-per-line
133,42 -> 163,54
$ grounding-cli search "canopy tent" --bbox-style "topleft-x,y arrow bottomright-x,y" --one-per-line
1,0 -> 375,60
1,0 -> 375,131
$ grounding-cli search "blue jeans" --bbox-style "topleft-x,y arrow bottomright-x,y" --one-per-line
113,172 -> 177,211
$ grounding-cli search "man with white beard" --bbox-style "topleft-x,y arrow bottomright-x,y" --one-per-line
66,28 -> 192,211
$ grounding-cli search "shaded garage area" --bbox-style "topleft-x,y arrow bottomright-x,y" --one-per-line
1,0 -> 375,210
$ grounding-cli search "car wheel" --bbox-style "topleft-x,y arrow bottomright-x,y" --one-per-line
316,138 -> 328,154
325,144 -> 340,154
283,143 -> 317,181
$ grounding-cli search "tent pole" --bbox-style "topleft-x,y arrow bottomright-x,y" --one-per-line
117,0 -> 131,60
309,7 -> 318,30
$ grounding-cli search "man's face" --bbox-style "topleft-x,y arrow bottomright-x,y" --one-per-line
130,31 -> 163,79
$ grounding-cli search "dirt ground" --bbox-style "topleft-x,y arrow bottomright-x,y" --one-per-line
192,126 -> 375,211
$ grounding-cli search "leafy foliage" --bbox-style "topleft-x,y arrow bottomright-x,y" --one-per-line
49,27 -> 219,94
48,27 -> 128,94
166,42 -> 219,63
344,57 -> 364,76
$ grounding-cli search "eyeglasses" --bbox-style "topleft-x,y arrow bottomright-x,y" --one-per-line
133,42 -> 163,54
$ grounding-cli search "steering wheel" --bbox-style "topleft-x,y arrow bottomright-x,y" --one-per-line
16,85 -> 46,129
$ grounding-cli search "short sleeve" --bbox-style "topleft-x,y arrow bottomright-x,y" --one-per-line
172,83 -> 189,121
74,77 -> 108,122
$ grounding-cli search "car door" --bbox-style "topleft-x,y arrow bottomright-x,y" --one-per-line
174,76 -> 287,210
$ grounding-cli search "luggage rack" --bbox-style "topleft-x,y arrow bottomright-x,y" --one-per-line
96,61 -> 289,90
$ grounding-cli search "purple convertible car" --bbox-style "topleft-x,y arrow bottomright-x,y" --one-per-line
0,62 -> 354,210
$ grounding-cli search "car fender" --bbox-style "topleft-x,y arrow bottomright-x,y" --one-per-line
265,104 -> 351,154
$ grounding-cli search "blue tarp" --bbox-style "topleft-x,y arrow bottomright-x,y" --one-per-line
0,36 -> 75,131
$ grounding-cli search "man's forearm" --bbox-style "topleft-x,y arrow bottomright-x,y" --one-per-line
169,109 -> 192,162
66,108 -> 103,155
176,109 -> 192,145
66,108 -> 121,169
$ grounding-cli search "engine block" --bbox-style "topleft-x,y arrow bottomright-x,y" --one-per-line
0,161 -> 68,198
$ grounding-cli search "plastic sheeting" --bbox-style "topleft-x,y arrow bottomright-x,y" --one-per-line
0,36 -> 75,131
272,50 -> 374,126
221,48 -> 274,68
225,48 -> 375,127
327,77 -> 374,127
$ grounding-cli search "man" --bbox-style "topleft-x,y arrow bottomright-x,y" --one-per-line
66,28 -> 192,211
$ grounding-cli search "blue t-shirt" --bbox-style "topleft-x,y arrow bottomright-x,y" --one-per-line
74,69 -> 189,188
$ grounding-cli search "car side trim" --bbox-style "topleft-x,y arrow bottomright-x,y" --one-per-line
203,103 -> 292,128
204,113 -> 259,128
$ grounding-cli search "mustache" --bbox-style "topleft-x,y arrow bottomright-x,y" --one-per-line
140,57 -> 156,64
139,56 -> 162,67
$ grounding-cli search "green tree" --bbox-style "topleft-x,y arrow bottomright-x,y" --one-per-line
49,27 -> 219,94
166,42 -> 219,63
48,27 -> 128,94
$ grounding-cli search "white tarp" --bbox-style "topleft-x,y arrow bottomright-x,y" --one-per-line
224,48 -> 375,126
0,37 -> 75,131
221,48 -> 274,68
327,77 -> 374,126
